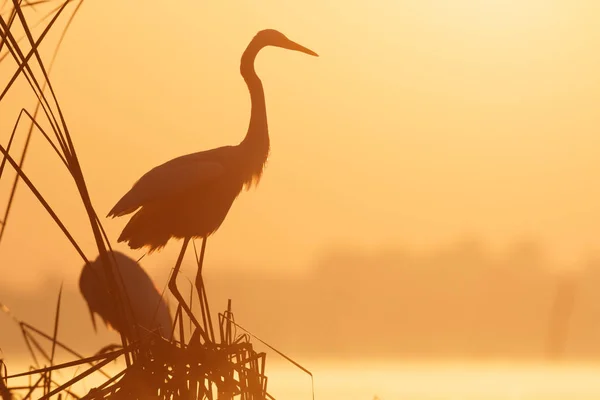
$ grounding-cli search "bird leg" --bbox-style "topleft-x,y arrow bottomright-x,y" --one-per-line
195,237 -> 214,341
195,236 -> 207,298
169,237 -> 209,342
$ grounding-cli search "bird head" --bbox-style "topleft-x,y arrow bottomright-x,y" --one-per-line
253,29 -> 319,57
79,256 -> 122,334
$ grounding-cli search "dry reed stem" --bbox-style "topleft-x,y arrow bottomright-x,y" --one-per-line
0,3 -> 314,398
0,0 -> 138,360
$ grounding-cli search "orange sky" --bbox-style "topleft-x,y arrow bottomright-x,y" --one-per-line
3,0 -> 600,288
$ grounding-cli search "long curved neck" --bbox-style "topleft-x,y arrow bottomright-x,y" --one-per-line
239,41 -> 269,157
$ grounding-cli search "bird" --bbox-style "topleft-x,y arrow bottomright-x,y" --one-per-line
79,251 -> 173,342
107,29 -> 317,251
106,29 -> 318,334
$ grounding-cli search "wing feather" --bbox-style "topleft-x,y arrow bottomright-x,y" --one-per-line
108,152 -> 225,217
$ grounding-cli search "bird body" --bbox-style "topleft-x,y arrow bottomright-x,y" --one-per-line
108,29 -> 317,252
111,146 -> 245,250
79,251 -> 173,341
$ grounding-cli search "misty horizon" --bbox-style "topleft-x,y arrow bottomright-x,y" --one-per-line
3,238 -> 600,364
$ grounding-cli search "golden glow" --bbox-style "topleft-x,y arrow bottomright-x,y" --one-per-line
421,1 -> 560,31
1,1 -> 600,280
8,5 -> 600,399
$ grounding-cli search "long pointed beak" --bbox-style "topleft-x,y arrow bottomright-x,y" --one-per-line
285,39 -> 319,57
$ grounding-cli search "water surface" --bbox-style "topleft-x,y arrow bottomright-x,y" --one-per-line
6,359 -> 600,399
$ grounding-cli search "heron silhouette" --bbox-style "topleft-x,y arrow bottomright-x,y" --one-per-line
79,251 -> 173,342
107,29 -> 318,334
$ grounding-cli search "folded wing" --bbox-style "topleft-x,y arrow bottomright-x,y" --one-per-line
107,153 -> 225,217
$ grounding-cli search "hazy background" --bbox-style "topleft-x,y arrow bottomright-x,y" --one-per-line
3,0 -> 600,364
2,239 -> 600,363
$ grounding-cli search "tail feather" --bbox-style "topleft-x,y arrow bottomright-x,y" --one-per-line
117,208 -> 171,252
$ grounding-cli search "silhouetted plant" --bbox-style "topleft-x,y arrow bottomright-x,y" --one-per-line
0,2 -> 313,399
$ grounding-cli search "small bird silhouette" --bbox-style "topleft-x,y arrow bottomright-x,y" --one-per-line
107,29 -> 318,333
79,251 -> 173,341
